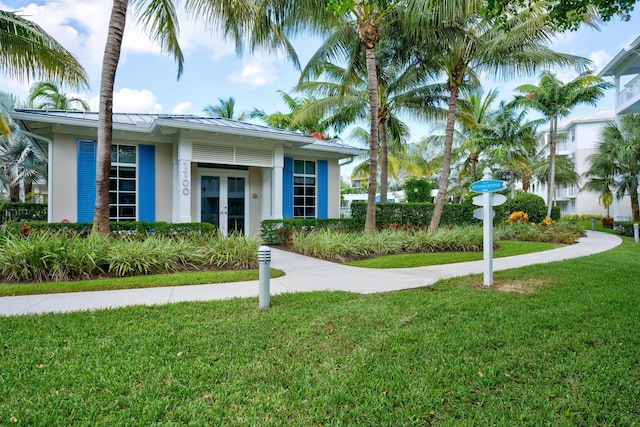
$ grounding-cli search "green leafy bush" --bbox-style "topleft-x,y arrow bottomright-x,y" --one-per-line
260,218 -> 355,244
0,232 -> 259,283
288,227 -> 485,262
0,202 -> 47,223
1,221 -> 216,237
504,193 -> 548,223
403,177 -> 435,202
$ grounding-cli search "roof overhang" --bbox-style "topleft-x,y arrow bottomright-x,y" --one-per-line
599,35 -> 640,77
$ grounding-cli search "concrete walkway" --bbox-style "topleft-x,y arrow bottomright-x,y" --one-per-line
0,231 -> 622,316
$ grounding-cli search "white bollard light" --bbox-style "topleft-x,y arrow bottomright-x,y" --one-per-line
258,246 -> 271,309
634,223 -> 639,244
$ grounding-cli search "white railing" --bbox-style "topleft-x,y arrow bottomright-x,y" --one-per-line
556,140 -> 577,155
619,74 -> 640,112
555,186 -> 577,200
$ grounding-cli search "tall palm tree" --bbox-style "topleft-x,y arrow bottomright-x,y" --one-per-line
93,0 -> 299,235
0,9 -> 88,135
486,101 -> 543,198
454,87 -> 499,183
514,70 -> 612,217
27,81 -> 90,111
583,114 -> 640,221
298,36 -> 447,205
203,97 -> 248,121
406,1 -> 587,231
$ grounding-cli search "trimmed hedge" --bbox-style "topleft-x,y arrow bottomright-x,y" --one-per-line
613,221 -> 639,237
0,202 -> 47,223
1,221 -> 217,237
261,218 -> 356,245
349,200 -> 508,229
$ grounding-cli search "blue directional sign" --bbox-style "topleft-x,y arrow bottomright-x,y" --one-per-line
470,179 -> 507,193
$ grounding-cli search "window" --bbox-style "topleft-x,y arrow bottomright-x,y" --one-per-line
293,160 -> 316,218
109,145 -> 137,221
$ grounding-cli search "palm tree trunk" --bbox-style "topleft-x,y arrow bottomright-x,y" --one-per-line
471,154 -> 478,183
546,116 -> 557,218
24,181 -> 33,201
631,184 -> 640,222
9,181 -> 20,202
429,84 -> 460,232
379,116 -> 388,204
364,46 -> 380,234
510,167 -> 515,199
93,0 -> 128,236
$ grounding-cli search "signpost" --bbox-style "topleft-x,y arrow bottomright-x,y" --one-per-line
471,168 -> 507,286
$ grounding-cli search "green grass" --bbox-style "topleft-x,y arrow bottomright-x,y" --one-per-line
0,269 -> 285,297
1,237 -> 638,425
346,240 -> 562,268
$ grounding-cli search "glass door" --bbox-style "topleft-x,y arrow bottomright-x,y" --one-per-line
200,173 -> 247,236
201,176 -> 220,228
226,177 -> 245,235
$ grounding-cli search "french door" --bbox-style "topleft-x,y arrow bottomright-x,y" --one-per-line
200,171 -> 248,236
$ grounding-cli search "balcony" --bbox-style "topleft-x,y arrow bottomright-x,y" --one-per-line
618,74 -> 640,115
555,186 -> 577,201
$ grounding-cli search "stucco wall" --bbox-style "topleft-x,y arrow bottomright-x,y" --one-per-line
50,133 -> 79,222
154,142 -> 173,222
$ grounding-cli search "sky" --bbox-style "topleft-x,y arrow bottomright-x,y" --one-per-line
2,0 -> 640,146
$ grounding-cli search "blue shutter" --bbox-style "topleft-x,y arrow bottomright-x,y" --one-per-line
283,157 -> 294,218
138,144 -> 156,222
317,160 -> 328,219
77,140 -> 96,222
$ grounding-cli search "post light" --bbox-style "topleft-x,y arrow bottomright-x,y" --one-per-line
634,223 -> 639,244
258,246 -> 271,309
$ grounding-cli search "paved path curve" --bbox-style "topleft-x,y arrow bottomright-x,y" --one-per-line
0,231 -> 622,316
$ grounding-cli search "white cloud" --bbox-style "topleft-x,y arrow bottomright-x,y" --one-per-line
227,56 -> 278,87
171,101 -> 192,114
89,88 -> 162,113
589,50 -> 613,73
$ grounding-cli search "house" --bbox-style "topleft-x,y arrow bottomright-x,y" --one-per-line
531,109 -> 633,219
598,35 -> 640,116
10,110 -> 364,236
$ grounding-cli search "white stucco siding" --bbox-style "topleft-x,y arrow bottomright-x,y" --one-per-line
327,159 -> 341,217
248,167 -> 263,236
154,143 -> 173,222
50,134 -> 78,222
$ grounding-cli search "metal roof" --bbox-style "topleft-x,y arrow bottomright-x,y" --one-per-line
10,109 -> 366,158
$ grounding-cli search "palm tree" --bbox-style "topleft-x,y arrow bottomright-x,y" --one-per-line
27,81 -> 90,111
406,1 -> 587,231
93,0 -> 299,235
454,88 -> 500,183
583,114 -> 640,221
249,89 -> 336,136
514,70 -> 612,217
0,9 -> 88,135
0,92 -> 47,201
486,101 -> 543,198
203,97 -> 248,121
297,42 -> 447,197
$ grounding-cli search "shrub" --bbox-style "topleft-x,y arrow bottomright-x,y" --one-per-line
602,216 -> 614,229
0,202 -> 47,223
0,232 -> 259,283
260,218 -> 355,245
403,177 -> 435,203
504,193 -> 548,223
506,211 -> 529,224
1,221 -> 216,237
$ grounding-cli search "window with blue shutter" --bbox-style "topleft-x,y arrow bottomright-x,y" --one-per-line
138,144 -> 156,222
77,140 -> 96,222
317,160 -> 328,219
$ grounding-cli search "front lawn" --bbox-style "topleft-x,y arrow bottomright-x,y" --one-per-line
1,237 -> 637,425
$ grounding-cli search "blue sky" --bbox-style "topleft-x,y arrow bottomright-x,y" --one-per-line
2,0 -> 639,145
